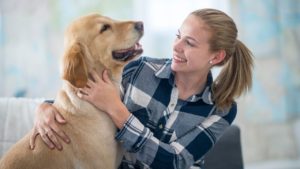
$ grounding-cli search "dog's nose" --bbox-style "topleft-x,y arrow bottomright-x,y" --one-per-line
134,22 -> 144,33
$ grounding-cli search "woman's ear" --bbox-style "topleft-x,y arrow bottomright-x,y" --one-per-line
62,42 -> 88,88
210,50 -> 226,65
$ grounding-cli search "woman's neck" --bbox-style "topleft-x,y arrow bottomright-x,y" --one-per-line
174,71 -> 208,100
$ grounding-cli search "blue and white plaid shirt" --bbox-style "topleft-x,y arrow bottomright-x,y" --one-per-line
116,57 -> 237,169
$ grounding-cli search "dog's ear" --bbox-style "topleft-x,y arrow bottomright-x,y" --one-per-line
62,42 -> 88,88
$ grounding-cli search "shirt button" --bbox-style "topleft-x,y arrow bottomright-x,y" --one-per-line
170,103 -> 175,107
159,124 -> 163,129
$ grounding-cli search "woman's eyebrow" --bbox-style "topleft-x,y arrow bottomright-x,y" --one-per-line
178,29 -> 200,44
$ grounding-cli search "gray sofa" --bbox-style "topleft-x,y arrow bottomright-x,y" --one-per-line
0,97 -> 244,169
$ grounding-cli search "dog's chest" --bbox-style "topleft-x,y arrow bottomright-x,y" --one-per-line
63,111 -> 121,169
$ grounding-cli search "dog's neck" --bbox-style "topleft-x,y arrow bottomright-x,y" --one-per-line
54,71 -> 122,116
89,61 -> 123,84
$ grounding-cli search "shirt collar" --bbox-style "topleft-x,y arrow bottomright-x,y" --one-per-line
154,59 -> 214,105
154,59 -> 173,79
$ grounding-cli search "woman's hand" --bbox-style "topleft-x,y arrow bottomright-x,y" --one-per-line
77,69 -> 121,113
29,102 -> 70,150
77,69 -> 131,129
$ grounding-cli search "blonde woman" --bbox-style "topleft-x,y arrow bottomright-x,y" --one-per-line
30,8 -> 253,169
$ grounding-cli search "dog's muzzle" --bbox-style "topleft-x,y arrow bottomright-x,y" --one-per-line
112,22 -> 144,62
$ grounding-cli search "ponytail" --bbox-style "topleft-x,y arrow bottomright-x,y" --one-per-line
191,8 -> 254,111
212,40 -> 254,110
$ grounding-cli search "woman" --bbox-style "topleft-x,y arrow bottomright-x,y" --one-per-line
30,8 -> 253,169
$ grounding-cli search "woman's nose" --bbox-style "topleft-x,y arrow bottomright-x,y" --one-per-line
173,39 -> 183,53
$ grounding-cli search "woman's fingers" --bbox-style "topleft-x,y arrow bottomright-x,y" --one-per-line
51,123 -> 70,144
102,69 -> 112,84
86,79 -> 94,88
77,88 -> 88,99
29,125 -> 63,150
90,69 -> 101,82
44,129 -> 62,150
54,110 -> 67,124
39,128 -> 55,149
30,124 -> 69,150
29,129 -> 39,149
77,86 -> 91,95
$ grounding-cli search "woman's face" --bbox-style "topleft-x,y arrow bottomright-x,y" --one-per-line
171,14 -> 215,75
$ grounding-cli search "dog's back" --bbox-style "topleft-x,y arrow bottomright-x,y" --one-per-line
0,134 -> 73,169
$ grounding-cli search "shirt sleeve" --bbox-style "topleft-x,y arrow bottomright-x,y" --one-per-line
115,103 -> 237,169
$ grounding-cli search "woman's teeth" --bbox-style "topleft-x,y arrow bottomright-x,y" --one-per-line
174,55 -> 187,62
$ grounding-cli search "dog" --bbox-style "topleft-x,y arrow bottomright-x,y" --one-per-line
0,13 -> 143,169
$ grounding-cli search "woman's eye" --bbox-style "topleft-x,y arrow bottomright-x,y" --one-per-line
100,24 -> 111,33
186,40 -> 194,47
175,34 -> 180,39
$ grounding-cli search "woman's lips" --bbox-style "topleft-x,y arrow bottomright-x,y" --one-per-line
173,55 -> 187,63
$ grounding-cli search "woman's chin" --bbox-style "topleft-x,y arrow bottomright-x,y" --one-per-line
171,62 -> 184,72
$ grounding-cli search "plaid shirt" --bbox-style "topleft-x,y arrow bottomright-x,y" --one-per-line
116,57 -> 237,169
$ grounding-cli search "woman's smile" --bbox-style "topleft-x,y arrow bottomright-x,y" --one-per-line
173,55 -> 187,63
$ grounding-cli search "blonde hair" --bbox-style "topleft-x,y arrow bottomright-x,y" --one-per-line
191,8 -> 254,110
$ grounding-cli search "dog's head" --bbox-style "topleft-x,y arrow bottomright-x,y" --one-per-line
62,13 -> 143,88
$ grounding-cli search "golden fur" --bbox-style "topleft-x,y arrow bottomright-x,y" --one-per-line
0,13 -> 143,169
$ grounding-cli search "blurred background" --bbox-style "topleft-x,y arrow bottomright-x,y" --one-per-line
0,0 -> 299,168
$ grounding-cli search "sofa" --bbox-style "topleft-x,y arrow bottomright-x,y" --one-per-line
0,97 -> 44,157
0,97 -> 244,169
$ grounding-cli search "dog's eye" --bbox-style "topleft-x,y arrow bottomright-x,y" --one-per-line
100,24 -> 111,33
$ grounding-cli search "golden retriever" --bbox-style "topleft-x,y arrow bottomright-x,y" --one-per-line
0,13 -> 143,169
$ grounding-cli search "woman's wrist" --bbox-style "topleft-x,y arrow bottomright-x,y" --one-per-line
107,101 -> 131,129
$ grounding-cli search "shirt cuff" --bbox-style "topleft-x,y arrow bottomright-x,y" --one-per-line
115,114 -> 152,153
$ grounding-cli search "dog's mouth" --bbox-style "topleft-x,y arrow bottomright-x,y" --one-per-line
112,42 -> 143,62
